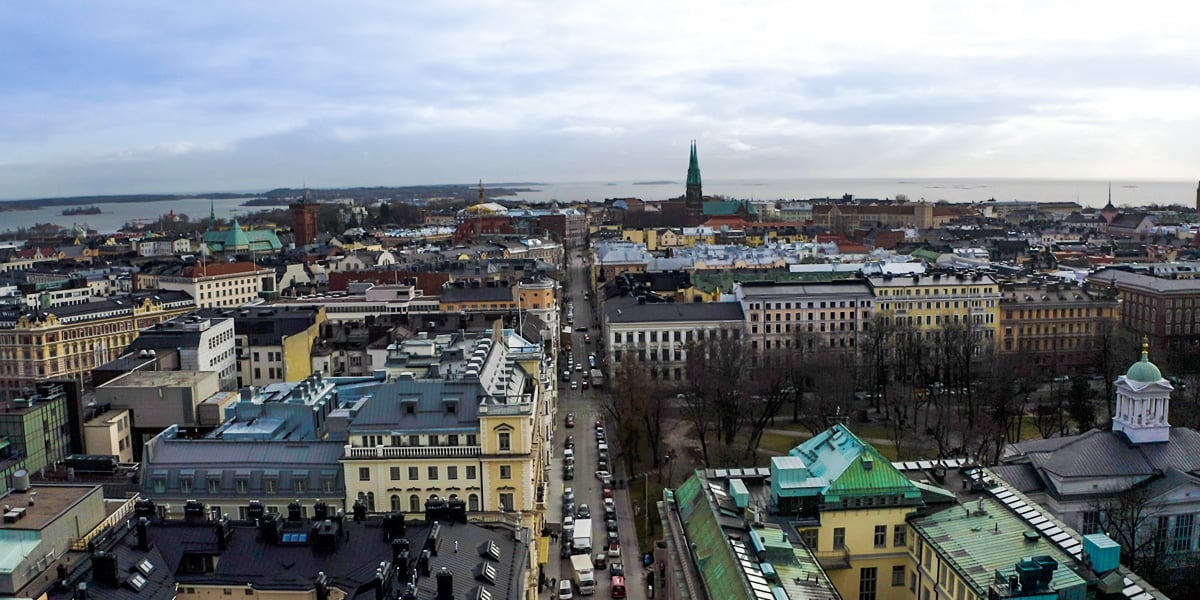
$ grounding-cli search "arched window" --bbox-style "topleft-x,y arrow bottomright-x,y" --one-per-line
469,494 -> 480,512
390,495 -> 401,512
409,495 -> 420,513
366,492 -> 375,512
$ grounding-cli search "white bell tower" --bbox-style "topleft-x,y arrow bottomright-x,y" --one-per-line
1112,339 -> 1173,444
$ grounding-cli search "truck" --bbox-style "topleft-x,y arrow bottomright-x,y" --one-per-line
569,553 -> 596,595
572,517 -> 593,554
589,368 -> 604,388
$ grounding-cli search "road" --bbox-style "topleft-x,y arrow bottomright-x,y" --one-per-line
543,247 -> 649,600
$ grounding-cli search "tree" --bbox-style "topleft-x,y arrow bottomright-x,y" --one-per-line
682,332 -> 750,466
1093,320 -> 1135,423
1065,375 -> 1097,431
607,353 -> 660,473
1091,486 -> 1169,585
740,359 -> 797,459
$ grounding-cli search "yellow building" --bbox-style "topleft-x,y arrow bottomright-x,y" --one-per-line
341,325 -> 549,530
867,271 -> 1001,348
0,290 -> 196,399
771,424 -> 925,600
82,408 -> 134,462
998,282 -> 1119,375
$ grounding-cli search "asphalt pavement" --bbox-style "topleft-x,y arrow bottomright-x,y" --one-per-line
540,248 -> 650,600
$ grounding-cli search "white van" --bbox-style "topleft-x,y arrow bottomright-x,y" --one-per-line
558,579 -> 574,599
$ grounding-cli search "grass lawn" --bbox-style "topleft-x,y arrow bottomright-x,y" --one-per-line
758,430 -> 810,454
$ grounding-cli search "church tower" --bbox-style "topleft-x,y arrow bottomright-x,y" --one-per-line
685,141 -> 704,226
1195,180 -> 1199,212
1112,339 -> 1174,444
289,189 -> 321,247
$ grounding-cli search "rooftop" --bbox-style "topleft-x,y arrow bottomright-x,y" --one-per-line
606,301 -> 745,324
101,370 -> 214,389
0,483 -> 99,531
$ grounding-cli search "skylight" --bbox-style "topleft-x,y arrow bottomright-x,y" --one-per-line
136,558 -> 155,576
128,574 -> 148,592
481,563 -> 497,584
486,540 -> 501,561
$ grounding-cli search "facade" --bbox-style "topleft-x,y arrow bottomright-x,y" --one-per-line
272,283 -> 440,322
735,280 -> 875,355
997,282 -> 1119,374
95,370 -> 222,442
0,291 -> 195,399
82,408 -> 134,463
198,306 -> 326,387
156,262 -> 274,309
290,194 -> 321,247
1087,267 -> 1200,356
341,326 -> 550,532
126,312 -> 238,390
866,272 -> 1001,348
0,382 -> 73,491
604,301 -> 745,383
811,202 -> 948,231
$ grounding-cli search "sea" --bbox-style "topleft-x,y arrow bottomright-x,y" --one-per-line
1,178 -> 1195,235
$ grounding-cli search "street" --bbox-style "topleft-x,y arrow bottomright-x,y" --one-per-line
543,247 -> 650,600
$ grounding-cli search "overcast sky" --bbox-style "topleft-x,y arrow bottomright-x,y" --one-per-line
3,1 -> 1199,199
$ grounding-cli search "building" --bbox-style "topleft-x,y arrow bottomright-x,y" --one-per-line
156,262 -> 275,309
142,425 -> 347,518
865,271 -> 1001,349
95,370 -> 222,449
734,280 -> 874,356
1087,267 -> 1200,359
0,290 -> 195,399
603,301 -> 745,383
657,468 -> 842,600
811,202 -> 950,232
769,424 -> 926,600
998,343 -> 1200,567
0,382 -> 73,491
290,192 -> 321,247
41,498 -> 528,600
209,373 -> 340,441
125,312 -> 238,390
997,282 -> 1119,375
82,408 -> 134,463
685,141 -> 705,226
272,283 -> 440,323
201,217 -> 283,255
0,480 -> 109,596
198,306 -> 326,387
340,326 -> 550,528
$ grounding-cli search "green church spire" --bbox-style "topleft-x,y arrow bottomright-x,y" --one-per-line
686,140 -> 702,186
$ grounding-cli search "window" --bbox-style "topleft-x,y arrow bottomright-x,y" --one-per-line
390,467 -> 401,481
428,466 -> 438,480
892,566 -> 905,587
409,467 -> 419,480
358,467 -> 371,481
466,466 -> 477,480
1081,511 -> 1101,535
1173,514 -> 1194,553
391,495 -> 401,512
236,479 -> 248,493
498,432 -> 511,451
208,478 -> 220,493
833,528 -> 846,550
500,465 -> 512,479
874,525 -> 887,547
499,493 -> 514,511
859,567 -> 877,600
294,479 -> 305,493
152,478 -> 165,494
448,466 -> 458,480
265,478 -> 277,493
467,434 -> 478,446
894,524 -> 907,547
180,478 -> 193,493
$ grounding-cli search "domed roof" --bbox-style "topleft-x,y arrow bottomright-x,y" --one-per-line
1125,339 -> 1163,383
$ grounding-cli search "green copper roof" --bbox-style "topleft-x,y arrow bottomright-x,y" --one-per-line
778,424 -> 922,503
674,473 -> 753,600
910,497 -> 1087,597
1125,340 -> 1163,383
911,248 -> 941,261
687,141 -> 702,187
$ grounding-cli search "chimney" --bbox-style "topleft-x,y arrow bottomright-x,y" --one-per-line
436,567 -> 454,600
77,582 -> 88,600
216,516 -> 230,550
136,517 -> 150,551
418,549 -> 431,576
91,551 -> 120,588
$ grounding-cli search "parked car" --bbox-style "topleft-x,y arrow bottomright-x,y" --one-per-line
565,466 -> 575,480
577,504 -> 591,519
560,542 -> 574,559
565,435 -> 575,449
604,505 -> 616,520
597,458 -> 608,471
607,541 -> 621,559
603,497 -> 615,510
562,488 -> 574,503
563,501 -> 575,516
593,552 -> 608,569
606,518 -> 618,532
602,486 -> 613,499
609,562 -> 624,576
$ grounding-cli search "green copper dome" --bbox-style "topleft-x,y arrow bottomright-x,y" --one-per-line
1125,340 -> 1163,383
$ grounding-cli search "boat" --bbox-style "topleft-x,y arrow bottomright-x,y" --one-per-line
62,205 -> 102,216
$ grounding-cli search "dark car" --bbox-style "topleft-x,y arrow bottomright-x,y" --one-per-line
565,466 -> 575,480
597,458 -> 609,471
563,501 -> 575,516
606,518 -> 618,532
577,504 -> 591,519
565,413 -> 575,428
604,505 -> 616,520
565,435 -> 574,449
560,541 -> 573,558
609,562 -> 624,576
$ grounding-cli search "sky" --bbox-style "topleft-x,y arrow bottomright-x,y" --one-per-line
3,0 -> 1200,199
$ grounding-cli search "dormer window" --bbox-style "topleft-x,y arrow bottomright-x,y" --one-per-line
442,396 -> 459,414
401,396 -> 419,415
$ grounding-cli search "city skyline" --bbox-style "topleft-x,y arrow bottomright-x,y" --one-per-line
4,1 -> 1200,198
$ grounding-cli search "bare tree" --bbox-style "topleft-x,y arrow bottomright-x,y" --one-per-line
1092,486 -> 1169,584
1092,320 -> 1134,423
740,358 -> 798,458
608,352 -> 658,472
683,333 -> 750,448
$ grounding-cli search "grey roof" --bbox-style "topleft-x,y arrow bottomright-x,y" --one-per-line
38,290 -> 194,318
350,379 -> 485,432
147,439 -> 346,466
606,301 -> 745,324
1088,268 -> 1200,293
988,463 -> 1044,494
1007,427 -> 1200,488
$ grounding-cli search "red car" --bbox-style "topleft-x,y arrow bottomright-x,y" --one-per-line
565,413 -> 575,428
603,486 -> 614,499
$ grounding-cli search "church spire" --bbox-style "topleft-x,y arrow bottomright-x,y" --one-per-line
210,199 -> 216,225
687,140 -> 702,187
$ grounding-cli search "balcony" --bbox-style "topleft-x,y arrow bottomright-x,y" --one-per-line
814,544 -> 852,570
343,445 -> 482,459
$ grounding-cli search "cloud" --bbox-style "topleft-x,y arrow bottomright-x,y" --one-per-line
2,0 -> 1200,197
